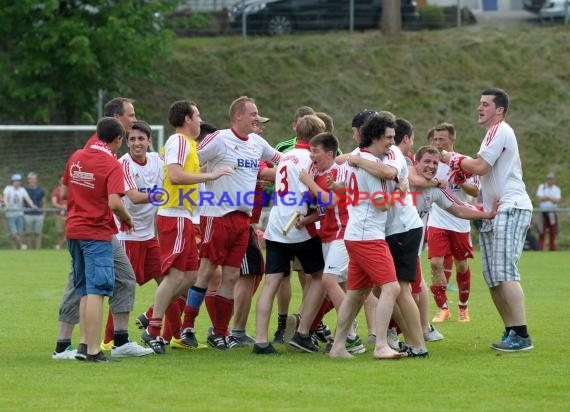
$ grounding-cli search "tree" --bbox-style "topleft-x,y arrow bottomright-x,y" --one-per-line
0,0 -> 181,124
382,0 -> 401,36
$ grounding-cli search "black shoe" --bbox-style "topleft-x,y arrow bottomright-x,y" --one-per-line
252,343 -> 278,354
141,329 -> 166,354
226,335 -> 241,349
207,334 -> 228,351
75,343 -> 87,361
86,351 -> 111,362
399,343 -> 429,358
315,321 -> 332,343
135,313 -> 149,329
272,328 -> 285,344
180,327 -> 198,348
288,332 -> 319,353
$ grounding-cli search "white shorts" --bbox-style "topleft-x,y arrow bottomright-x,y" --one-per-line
322,239 -> 349,282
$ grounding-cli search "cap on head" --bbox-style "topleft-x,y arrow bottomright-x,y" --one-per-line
258,116 -> 270,124
547,173 -> 555,179
352,110 -> 376,128
11,174 -> 22,182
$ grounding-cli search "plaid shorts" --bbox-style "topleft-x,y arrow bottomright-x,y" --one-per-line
479,208 -> 531,287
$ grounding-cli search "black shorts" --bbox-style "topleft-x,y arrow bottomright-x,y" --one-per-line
240,226 -> 264,276
265,236 -> 324,277
386,227 -> 423,282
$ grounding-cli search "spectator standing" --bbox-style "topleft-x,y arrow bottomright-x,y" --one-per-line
536,173 -> 561,251
24,172 -> 46,249
3,174 -> 35,249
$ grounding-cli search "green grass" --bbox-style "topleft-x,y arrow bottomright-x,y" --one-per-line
1,249 -> 569,411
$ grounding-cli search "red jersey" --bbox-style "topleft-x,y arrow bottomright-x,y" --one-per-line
64,141 -> 125,241
315,164 -> 349,242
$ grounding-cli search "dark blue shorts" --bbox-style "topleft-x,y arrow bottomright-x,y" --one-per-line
68,239 -> 115,297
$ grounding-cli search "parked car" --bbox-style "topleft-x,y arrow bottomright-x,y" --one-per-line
524,0 -> 569,19
229,0 -> 419,35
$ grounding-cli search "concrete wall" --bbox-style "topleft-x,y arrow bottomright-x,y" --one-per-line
428,0 -> 524,11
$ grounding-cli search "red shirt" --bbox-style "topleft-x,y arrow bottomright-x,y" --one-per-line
64,142 -> 125,241
315,164 -> 348,242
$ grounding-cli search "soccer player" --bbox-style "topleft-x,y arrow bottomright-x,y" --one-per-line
181,96 -> 280,350
428,122 -> 480,324
445,88 -> 534,352
141,100 -> 233,354
63,117 -> 133,362
253,114 -> 326,355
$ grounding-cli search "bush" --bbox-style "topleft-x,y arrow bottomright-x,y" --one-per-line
419,5 -> 445,30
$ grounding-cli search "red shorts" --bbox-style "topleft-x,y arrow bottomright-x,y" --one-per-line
121,238 -> 161,285
200,211 -> 250,267
344,239 -> 397,290
157,215 -> 199,275
426,227 -> 474,260
410,256 -> 423,294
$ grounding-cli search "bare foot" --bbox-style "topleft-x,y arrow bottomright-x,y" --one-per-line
328,349 -> 353,359
373,346 -> 406,360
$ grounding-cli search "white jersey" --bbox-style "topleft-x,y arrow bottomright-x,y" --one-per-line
344,150 -> 390,241
116,152 -> 163,241
414,186 -> 460,219
427,162 -> 480,233
383,146 -> 423,236
264,142 -> 315,244
477,121 -> 532,212
536,183 -> 561,211
198,129 -> 280,217
2,186 -> 29,217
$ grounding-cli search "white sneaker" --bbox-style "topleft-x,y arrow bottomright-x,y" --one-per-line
424,325 -> 444,342
111,341 -> 154,357
387,327 -> 400,350
52,346 -> 77,360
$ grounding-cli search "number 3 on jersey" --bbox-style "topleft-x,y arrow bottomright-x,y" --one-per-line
276,165 -> 288,196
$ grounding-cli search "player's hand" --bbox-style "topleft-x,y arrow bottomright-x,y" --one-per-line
299,169 -> 310,185
213,165 -> 235,179
396,177 -> 409,193
335,154 -> 350,165
121,216 -> 135,232
293,216 -> 305,230
487,199 -> 500,219
448,169 -> 467,185
348,154 -> 361,167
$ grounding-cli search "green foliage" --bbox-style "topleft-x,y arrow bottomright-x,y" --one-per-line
165,12 -> 214,31
0,0 -> 181,124
419,5 -> 445,29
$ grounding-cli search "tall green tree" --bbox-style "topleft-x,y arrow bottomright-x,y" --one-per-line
0,0 -> 180,124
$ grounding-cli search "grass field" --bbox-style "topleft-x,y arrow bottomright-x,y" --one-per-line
2,249 -> 569,411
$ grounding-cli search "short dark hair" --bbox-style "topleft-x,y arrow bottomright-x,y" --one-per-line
130,120 -> 152,139
415,145 -> 440,163
294,106 -> 315,122
359,113 -> 396,149
97,117 -> 125,143
198,122 -> 218,143
315,112 -> 334,133
310,132 -> 339,157
481,88 -> 509,115
395,118 -> 413,146
434,122 -> 455,137
104,97 -> 134,117
168,100 -> 197,128
426,127 -> 435,143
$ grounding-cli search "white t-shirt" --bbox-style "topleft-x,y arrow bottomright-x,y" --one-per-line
117,152 -> 163,241
536,183 -> 561,211
383,146 -> 423,236
198,129 -> 280,217
344,150 -> 389,241
264,143 -> 315,244
2,186 -> 29,217
427,162 -> 480,233
414,186 -> 462,218
477,121 -> 532,212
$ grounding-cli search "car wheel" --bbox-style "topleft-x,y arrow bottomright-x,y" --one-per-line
267,15 -> 293,35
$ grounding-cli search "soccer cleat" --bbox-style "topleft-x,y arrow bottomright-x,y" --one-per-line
458,306 -> 471,322
346,335 -> 366,354
432,307 -> 451,323
252,343 -> 278,355
226,335 -> 241,349
399,343 -> 429,358
367,334 -> 377,345
111,341 -> 154,357
52,345 -> 77,360
141,329 -> 166,355
75,343 -> 87,361
283,314 -> 301,348
100,340 -> 114,351
207,334 -> 228,351
230,333 -> 256,347
135,313 -> 149,329
170,337 -> 205,350
86,351 -> 111,363
387,327 -> 400,350
424,324 -> 444,342
315,321 -> 333,343
180,327 -> 199,348
490,330 -> 533,352
288,332 -> 319,353
272,328 -> 285,344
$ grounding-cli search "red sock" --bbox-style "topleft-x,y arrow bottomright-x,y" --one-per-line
145,305 -> 154,319
310,298 -> 334,332
148,317 -> 163,337
457,268 -> 471,306
443,255 -> 453,283
430,285 -> 448,309
104,310 -> 114,344
164,300 -> 183,340
182,305 -> 199,331
205,291 -> 217,326
213,295 -> 234,336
